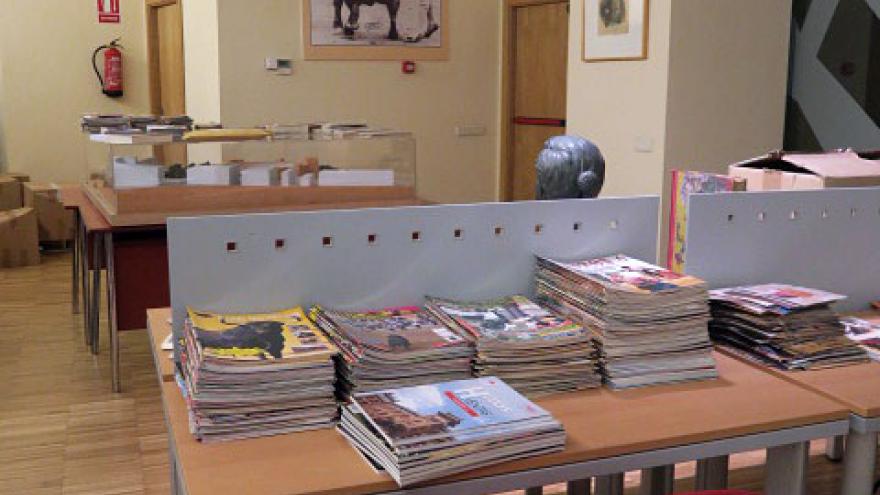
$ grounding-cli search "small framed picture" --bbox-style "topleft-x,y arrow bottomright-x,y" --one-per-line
583,0 -> 649,62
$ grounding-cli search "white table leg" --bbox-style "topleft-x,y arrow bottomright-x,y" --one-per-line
105,233 -> 120,393
765,442 -> 809,495
567,479 -> 592,495
841,429 -> 878,495
595,474 -> 624,495
825,436 -> 845,462
695,456 -> 729,490
640,465 -> 674,495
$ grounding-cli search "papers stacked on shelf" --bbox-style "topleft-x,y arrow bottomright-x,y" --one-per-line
842,314 -> 880,361
310,306 -> 474,398
425,296 -> 601,396
535,254 -> 718,389
709,284 -> 869,369
179,307 -> 339,442
338,377 -> 565,487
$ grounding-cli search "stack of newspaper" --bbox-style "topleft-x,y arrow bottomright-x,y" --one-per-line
338,377 -> 566,487
536,254 -> 718,389
179,307 -> 340,442
841,314 -> 880,362
709,284 -> 869,369
310,306 -> 474,398
425,296 -> 601,396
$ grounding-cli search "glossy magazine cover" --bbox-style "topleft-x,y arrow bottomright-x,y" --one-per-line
353,377 -> 552,445
540,254 -> 704,294
427,296 -> 584,342
320,306 -> 467,352
187,307 -> 337,362
710,285 -> 846,314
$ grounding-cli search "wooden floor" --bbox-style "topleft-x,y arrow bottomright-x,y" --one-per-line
0,253 -> 874,495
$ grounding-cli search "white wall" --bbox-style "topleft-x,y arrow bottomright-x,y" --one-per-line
208,0 -> 503,203
566,0 -> 673,198
0,0 -> 151,182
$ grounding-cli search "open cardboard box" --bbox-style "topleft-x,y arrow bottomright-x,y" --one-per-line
729,150 -> 880,190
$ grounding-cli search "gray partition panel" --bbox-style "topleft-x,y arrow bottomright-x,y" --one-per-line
684,187 -> 880,311
168,197 -> 659,357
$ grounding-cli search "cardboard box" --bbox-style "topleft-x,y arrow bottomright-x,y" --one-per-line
730,150 -> 880,191
0,176 -> 23,210
22,183 -> 74,242
1,172 -> 31,183
0,208 -> 40,268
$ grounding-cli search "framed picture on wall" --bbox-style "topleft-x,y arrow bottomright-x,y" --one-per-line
303,0 -> 449,60
583,0 -> 649,62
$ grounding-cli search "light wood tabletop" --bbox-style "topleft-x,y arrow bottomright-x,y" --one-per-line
719,310 -> 880,418
147,308 -> 175,382
59,185 -> 112,232
149,319 -> 849,495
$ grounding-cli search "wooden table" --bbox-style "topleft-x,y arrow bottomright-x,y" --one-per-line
146,308 -> 175,383
717,314 -> 880,495
63,185 -> 424,393
144,319 -> 850,495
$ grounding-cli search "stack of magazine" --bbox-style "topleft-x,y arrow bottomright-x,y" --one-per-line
841,314 -> 880,362
310,306 -> 474,397
179,307 -> 339,442
425,296 -> 600,396
535,254 -> 718,389
338,377 -> 565,487
709,285 -> 869,369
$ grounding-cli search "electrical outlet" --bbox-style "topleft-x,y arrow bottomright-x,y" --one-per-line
634,136 -> 654,153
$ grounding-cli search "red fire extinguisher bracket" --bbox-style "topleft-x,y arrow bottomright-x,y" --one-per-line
93,38 -> 124,98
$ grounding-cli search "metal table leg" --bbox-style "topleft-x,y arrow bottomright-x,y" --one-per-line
71,210 -> 80,315
595,474 -> 624,495
825,436 -> 845,462
695,456 -> 729,490
841,429 -> 878,495
567,479 -> 592,495
105,233 -> 120,393
81,220 -> 91,346
639,465 -> 673,495
90,233 -> 102,355
765,442 -> 809,495
525,487 -> 543,495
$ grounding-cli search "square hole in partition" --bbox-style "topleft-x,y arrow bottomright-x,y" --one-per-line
757,212 -> 767,222
322,236 -> 334,248
226,241 -> 237,253
368,234 -> 378,245
821,209 -> 830,219
454,228 -> 464,240
573,222 -> 582,232
609,220 -> 619,230
851,208 -> 859,218
534,224 -> 544,235
494,226 -> 505,237
274,239 -> 286,250
726,214 -> 735,223
411,231 -> 422,242
789,210 -> 800,221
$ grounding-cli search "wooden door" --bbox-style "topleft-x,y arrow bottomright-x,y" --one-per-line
148,0 -> 186,165
506,1 -> 569,201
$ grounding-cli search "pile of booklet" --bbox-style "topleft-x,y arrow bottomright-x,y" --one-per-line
426,296 -> 601,396
311,306 -> 474,397
841,314 -> 880,362
179,307 -> 339,442
535,254 -> 718,389
338,377 -> 565,487
709,284 -> 869,369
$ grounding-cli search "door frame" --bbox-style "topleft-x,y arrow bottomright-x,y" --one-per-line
146,0 -> 185,115
499,0 -> 569,201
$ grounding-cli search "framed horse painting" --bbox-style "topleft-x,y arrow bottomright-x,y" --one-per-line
583,0 -> 649,62
304,0 -> 450,60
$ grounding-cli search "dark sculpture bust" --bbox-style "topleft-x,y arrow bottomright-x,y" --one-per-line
536,135 -> 606,200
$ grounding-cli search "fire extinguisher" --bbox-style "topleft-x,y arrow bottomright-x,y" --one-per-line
92,38 -> 123,98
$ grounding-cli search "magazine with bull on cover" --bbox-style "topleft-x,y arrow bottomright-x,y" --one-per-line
187,307 -> 338,362
351,377 -> 555,447
319,306 -> 468,353
427,296 -> 585,342
540,254 -> 705,294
